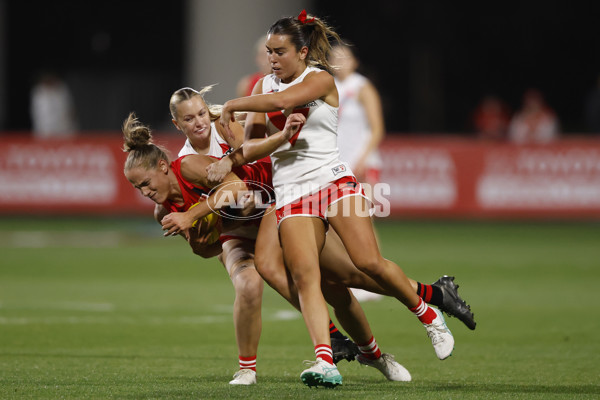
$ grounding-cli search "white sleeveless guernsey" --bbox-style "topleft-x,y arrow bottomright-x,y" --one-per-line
262,66 -> 353,208
335,72 -> 382,170
178,121 -> 233,158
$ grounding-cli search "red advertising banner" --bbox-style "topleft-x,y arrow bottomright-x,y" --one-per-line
379,137 -> 600,218
0,134 -> 183,215
1,134 -> 599,219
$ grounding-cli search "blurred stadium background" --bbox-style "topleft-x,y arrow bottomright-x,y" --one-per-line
1,1 -> 599,398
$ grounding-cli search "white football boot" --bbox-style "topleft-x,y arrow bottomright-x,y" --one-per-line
229,369 -> 256,385
356,353 -> 412,381
300,358 -> 342,388
424,307 -> 454,360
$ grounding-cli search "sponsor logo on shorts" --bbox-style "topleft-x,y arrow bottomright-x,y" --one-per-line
331,164 -> 346,176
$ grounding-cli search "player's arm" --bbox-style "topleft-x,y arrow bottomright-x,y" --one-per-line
208,118 -> 248,181
206,79 -> 266,183
207,94 -> 304,183
216,117 -> 245,150
221,70 -> 335,119
161,155 -> 249,236
242,112 -> 305,161
187,225 -> 223,258
355,81 -> 385,169
210,78 -> 267,174
155,197 -> 222,256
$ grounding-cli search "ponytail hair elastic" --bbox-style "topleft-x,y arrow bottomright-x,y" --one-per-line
297,9 -> 315,24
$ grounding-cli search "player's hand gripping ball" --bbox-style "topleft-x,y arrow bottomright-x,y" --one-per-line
189,202 -> 221,244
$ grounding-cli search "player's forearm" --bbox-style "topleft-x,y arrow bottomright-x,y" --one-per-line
182,200 -> 212,227
243,131 -> 288,161
204,177 -> 248,214
224,93 -> 287,114
222,147 -> 247,168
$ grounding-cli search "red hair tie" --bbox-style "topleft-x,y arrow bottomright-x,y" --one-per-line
297,9 -> 315,24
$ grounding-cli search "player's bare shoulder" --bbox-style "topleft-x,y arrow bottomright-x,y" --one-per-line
306,69 -> 337,107
180,154 -> 214,183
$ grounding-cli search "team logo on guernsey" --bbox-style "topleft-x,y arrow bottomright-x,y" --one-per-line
218,143 -> 233,156
331,164 -> 346,176
207,180 -> 275,220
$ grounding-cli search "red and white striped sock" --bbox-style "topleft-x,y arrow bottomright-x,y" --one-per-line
314,344 -> 334,365
238,355 -> 256,371
357,336 -> 382,360
410,297 -> 438,324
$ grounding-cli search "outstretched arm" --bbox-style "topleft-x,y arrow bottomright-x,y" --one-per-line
219,70 -> 336,137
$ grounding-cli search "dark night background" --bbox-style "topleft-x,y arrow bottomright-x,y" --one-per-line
3,0 -> 600,134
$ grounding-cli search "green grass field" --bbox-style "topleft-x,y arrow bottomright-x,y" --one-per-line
1,217 -> 599,399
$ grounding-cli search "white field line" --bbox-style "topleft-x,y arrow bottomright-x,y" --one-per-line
0,231 -> 123,248
0,307 -> 300,325
0,302 -> 114,312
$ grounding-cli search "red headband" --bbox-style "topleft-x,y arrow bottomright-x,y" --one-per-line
298,9 -> 315,24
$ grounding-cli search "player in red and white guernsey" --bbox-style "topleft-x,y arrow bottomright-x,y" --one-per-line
170,87 -> 259,246
215,10 -> 455,387
168,87 -> 263,385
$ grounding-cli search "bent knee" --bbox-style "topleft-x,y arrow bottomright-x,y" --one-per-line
234,277 -> 263,308
353,256 -> 387,277
232,264 -> 263,292
254,256 -> 284,283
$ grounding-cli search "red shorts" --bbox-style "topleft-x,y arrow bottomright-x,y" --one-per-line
275,176 -> 371,226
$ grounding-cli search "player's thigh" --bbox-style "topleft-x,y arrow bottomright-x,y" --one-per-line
278,216 -> 326,278
320,228 -> 376,288
254,208 -> 285,278
327,195 -> 382,267
320,228 -> 358,282
221,238 -> 256,281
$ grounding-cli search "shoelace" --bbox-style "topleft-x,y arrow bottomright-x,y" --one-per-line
302,359 -> 339,377
426,323 -> 447,345
380,353 -> 396,364
232,369 -> 254,379
360,353 -> 393,365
